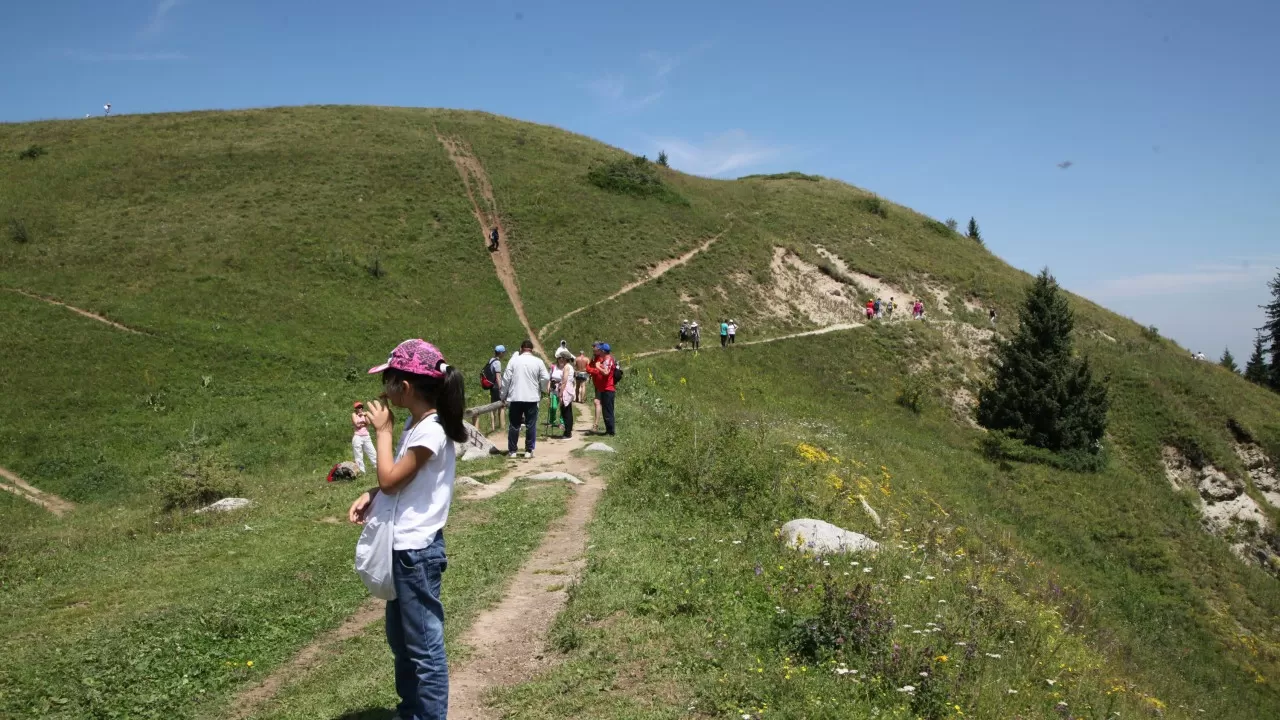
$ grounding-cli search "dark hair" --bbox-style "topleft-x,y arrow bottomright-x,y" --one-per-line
520,339 -> 534,350
382,367 -> 468,443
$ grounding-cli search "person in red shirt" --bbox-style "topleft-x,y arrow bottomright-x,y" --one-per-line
865,299 -> 875,320
585,342 -> 617,436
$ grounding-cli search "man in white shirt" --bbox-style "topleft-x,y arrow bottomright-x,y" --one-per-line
501,339 -> 549,457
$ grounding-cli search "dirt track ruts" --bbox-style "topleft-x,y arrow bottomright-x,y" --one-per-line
0,466 -> 75,516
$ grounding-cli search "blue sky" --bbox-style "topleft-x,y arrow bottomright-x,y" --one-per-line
4,0 -> 1278,360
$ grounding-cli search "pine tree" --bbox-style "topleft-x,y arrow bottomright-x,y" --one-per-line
1244,333 -> 1269,386
657,150 -> 669,168
1219,347 -> 1238,373
967,217 -> 982,244
977,268 -> 1108,455
1262,269 -> 1280,390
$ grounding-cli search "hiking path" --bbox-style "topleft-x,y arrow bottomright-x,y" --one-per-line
538,218 -> 733,339
435,131 -> 547,361
0,466 -> 75,517
5,288 -> 145,335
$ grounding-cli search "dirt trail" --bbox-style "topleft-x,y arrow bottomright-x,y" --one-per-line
464,427 -> 589,500
538,220 -> 733,338
449,451 -> 602,720
226,599 -> 385,720
633,322 -> 864,358
0,466 -> 75,516
435,131 -> 547,360
5,288 -> 144,335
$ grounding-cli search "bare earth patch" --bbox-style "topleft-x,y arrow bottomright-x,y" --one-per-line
769,247 -> 863,325
0,466 -> 75,516
5,288 -> 146,335
1161,446 -> 1277,569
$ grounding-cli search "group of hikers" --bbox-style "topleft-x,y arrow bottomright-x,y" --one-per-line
862,296 -> 931,321
677,318 -> 738,349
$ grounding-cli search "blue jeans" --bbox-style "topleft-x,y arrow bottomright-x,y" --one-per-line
386,531 -> 448,720
507,400 -> 539,453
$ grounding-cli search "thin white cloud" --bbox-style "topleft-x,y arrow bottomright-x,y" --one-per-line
585,42 -> 712,114
584,73 -> 663,113
142,0 -> 184,35
1089,262 -> 1277,299
65,49 -> 188,62
650,130 -> 783,177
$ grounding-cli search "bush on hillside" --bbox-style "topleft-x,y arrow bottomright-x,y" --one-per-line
856,197 -> 889,218
17,144 -> 46,160
586,155 -> 685,204
8,219 -> 30,244
967,217 -> 982,244
159,447 -> 241,512
1141,324 -> 1161,342
945,217 -> 958,232
924,219 -> 951,236
977,269 -> 1109,458
978,430 -> 1108,473
656,150 -> 669,167
738,171 -> 822,182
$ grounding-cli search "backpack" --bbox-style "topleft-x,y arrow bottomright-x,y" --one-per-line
612,364 -> 623,384
480,359 -> 497,389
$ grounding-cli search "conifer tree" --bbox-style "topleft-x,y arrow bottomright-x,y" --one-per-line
1244,333 -> 1270,386
1219,347 -> 1238,373
967,217 -> 982,244
977,269 -> 1108,454
1262,269 -> 1280,390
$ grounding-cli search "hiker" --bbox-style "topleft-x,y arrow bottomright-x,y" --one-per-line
574,349 -> 589,409
679,320 -> 689,346
886,297 -> 896,318
586,343 -> 618,436
548,344 -> 574,431
865,300 -> 875,320
103,103 -> 111,116
347,338 -> 466,720
912,299 -> 925,320
689,322 -> 701,350
728,319 -> 737,344
720,319 -> 729,347
553,352 -> 577,438
480,345 -> 505,432
501,339 -> 549,458
989,308 -> 997,326
488,227 -> 499,251
874,298 -> 882,319
350,401 -> 377,473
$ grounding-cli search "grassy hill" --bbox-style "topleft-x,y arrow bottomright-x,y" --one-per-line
2,106 -> 1278,719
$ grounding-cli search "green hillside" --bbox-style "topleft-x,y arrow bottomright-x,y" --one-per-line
2,106 -> 1278,719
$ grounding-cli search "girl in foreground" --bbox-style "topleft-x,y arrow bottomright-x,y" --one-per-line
348,339 -> 466,720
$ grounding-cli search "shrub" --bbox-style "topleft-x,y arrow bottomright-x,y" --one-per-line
586,156 -> 685,203
945,217 -> 958,232
895,381 -> 929,414
159,448 -> 241,512
17,145 -> 46,160
967,217 -> 982,244
738,171 -> 822,182
856,197 -> 888,218
785,581 -> 894,662
1141,325 -> 1161,342
924,219 -> 951,236
366,253 -> 386,278
656,150 -> 669,167
8,219 -> 30,244
979,430 -> 1107,473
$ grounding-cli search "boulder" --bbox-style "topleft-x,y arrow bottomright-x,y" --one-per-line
585,442 -> 617,454
524,471 -> 584,485
456,476 -> 483,488
456,420 -> 500,458
460,446 -> 491,462
782,518 -> 879,554
195,497 -> 254,514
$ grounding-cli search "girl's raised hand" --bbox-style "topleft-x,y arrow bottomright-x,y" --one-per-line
366,399 -> 394,434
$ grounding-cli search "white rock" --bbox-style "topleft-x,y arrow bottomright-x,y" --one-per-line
585,442 -> 617,453
782,518 -> 879,555
195,498 -> 254,514
460,446 -> 491,462
524,472 -> 584,485
457,420 -> 500,457
859,496 -> 882,528
456,476 -> 483,488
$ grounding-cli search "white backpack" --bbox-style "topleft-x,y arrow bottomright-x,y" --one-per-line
354,491 -> 399,599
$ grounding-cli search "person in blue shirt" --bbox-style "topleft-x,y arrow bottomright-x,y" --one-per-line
720,319 -> 729,347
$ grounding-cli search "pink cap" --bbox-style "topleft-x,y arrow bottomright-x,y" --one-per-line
367,339 -> 448,378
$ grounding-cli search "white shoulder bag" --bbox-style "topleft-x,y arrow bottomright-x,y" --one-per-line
354,489 -> 399,600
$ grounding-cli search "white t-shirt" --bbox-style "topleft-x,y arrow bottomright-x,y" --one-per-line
375,413 -> 456,550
